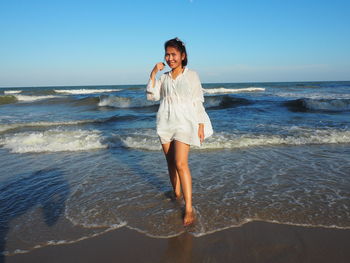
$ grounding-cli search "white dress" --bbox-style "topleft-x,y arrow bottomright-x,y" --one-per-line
146,68 -> 213,147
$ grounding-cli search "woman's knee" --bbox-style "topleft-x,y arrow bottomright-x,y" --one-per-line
175,159 -> 188,171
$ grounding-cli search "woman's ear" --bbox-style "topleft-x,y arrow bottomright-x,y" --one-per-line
181,52 -> 186,61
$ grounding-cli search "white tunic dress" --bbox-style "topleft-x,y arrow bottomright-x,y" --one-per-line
146,68 -> 213,147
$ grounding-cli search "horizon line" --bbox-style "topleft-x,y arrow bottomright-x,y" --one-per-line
1,79 -> 350,89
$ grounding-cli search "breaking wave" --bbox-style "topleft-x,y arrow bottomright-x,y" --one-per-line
275,92 -> 350,100
14,95 -> 60,102
285,98 -> 350,112
119,128 -> 350,151
120,135 -> 161,151
54,89 -> 121,94
0,128 -> 107,153
204,87 -> 265,94
98,95 -> 157,108
205,95 -> 252,109
99,94 -> 251,110
0,95 -> 17,105
200,129 -> 350,149
73,96 -> 100,106
4,90 -> 22,94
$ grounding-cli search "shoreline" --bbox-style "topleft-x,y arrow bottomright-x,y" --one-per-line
6,221 -> 350,263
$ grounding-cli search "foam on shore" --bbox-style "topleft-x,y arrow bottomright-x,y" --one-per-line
4,90 -> 22,94
204,87 -> 265,94
14,95 -> 60,102
98,95 -> 157,108
119,128 -> 350,151
54,89 -> 121,94
0,128 -> 107,153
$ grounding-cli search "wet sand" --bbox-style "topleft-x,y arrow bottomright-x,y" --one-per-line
6,221 -> 350,263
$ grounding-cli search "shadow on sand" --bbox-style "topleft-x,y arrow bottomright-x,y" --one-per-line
0,169 -> 70,263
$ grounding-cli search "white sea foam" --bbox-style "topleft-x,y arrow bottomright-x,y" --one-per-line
4,90 -> 22,94
200,130 -> 350,149
98,95 -> 156,108
14,95 -> 59,102
302,98 -> 350,111
54,89 -> 121,94
0,128 -> 107,153
275,92 -> 350,100
0,120 -> 94,133
203,87 -> 265,94
117,129 -> 161,150
4,223 -> 126,256
191,218 -> 350,238
120,128 -> 350,151
121,136 -> 162,150
99,96 -> 132,108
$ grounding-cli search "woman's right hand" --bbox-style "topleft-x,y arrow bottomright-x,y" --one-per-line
151,62 -> 165,77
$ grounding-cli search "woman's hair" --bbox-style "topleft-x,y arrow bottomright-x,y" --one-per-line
164,37 -> 188,67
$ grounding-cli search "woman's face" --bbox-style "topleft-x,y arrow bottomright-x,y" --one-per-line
165,47 -> 185,70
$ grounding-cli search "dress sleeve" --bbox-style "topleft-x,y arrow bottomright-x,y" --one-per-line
192,72 -> 207,124
146,78 -> 161,101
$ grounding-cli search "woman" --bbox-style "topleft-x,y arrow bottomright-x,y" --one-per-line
146,37 -> 213,226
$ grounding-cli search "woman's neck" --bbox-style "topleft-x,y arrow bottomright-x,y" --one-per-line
172,66 -> 183,74
171,66 -> 184,79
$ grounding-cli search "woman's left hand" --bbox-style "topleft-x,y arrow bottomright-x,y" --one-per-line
198,124 -> 204,144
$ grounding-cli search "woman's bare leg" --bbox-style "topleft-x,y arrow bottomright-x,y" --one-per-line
161,141 -> 182,198
173,140 -> 194,226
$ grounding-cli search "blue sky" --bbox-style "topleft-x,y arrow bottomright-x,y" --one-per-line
0,0 -> 349,87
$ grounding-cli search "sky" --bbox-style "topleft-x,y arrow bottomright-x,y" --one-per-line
0,0 -> 349,87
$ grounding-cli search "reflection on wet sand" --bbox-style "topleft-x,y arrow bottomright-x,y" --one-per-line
162,232 -> 193,263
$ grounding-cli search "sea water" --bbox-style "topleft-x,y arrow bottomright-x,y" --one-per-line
0,81 -> 349,255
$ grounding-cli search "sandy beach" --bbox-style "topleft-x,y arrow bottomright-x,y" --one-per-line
6,221 -> 350,263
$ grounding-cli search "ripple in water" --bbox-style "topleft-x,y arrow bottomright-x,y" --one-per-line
64,145 -> 350,239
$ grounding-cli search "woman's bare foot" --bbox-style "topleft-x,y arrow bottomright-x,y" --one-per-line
183,210 -> 195,226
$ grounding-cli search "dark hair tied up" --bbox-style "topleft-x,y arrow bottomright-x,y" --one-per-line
164,37 -> 188,67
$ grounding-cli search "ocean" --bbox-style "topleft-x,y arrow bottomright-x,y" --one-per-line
0,81 -> 349,256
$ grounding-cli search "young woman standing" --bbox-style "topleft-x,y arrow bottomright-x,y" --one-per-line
147,38 -> 213,226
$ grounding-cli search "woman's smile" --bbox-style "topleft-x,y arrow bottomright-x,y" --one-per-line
165,47 -> 184,69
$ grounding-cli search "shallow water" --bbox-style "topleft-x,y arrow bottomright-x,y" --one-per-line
1,81 -> 349,255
